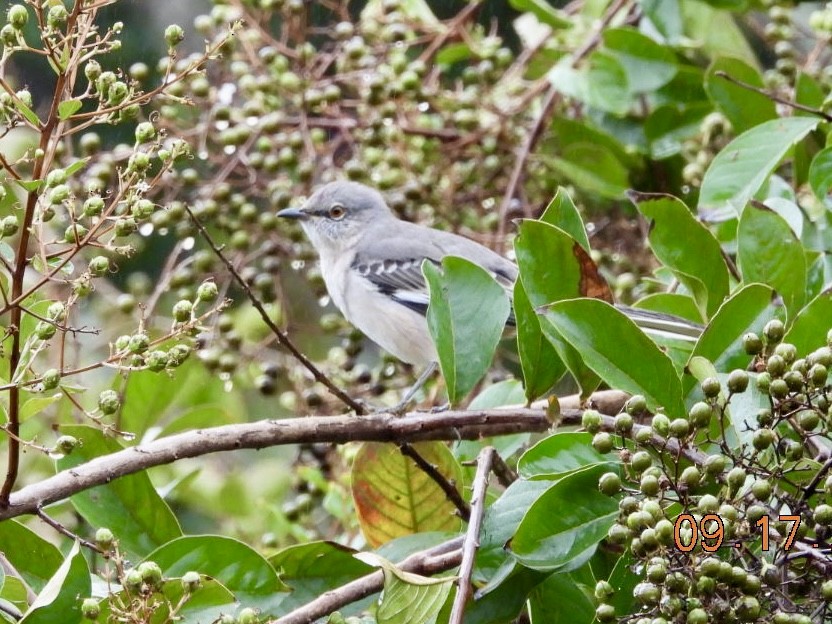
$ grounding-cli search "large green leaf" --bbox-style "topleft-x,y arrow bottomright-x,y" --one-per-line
477,480 -> 554,580
148,535 -> 287,616
423,257 -> 511,405
518,432 -> 619,481
644,102 -> 712,159
541,299 -> 685,416
0,520 -> 62,593
514,280 -> 565,402
631,192 -> 729,316
20,542 -> 89,624
528,571 -> 596,624
704,57 -> 777,133
698,117 -> 820,219
737,202 -> 807,317
351,441 -> 464,547
783,288 -> 832,355
514,220 -> 605,396
639,0 -> 683,43
546,144 -> 629,199
56,425 -> 182,557
510,467 -> 619,570
633,293 -> 702,324
602,27 -> 677,93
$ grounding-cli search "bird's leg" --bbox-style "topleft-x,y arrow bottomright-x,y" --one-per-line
387,361 -> 438,415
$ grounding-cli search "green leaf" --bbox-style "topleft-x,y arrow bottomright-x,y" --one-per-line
464,566 -> 549,624
514,280 -> 565,402
13,179 -> 42,193
423,257 -> 510,404
518,432 -> 619,480
514,220 -> 607,396
57,99 -> 82,120
585,51 -> 630,116
698,117 -> 820,219
644,103 -> 711,159
510,467 -> 619,570
351,441 -> 464,547
546,144 -> 629,199
704,58 -> 777,133
508,0 -> 571,28
13,99 -> 40,127
541,299 -> 685,416
737,202 -> 807,317
631,192 -> 728,316
148,535 -> 286,596
528,571 -> 596,624
684,284 -> 779,399
355,554 -> 454,624
19,394 -> 62,423
633,293 -> 702,324
477,480 -> 554,579
0,520 -> 62,593
680,1 -> 757,66
539,186 -> 590,252
783,288 -> 832,355
56,425 -> 182,557
639,0 -> 683,43
602,27 -> 677,93
20,541 -> 89,624
270,541 -> 375,612
64,158 -> 89,177
809,146 -> 832,204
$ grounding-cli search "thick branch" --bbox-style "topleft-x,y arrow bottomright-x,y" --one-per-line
274,537 -> 464,624
1,409 -> 551,520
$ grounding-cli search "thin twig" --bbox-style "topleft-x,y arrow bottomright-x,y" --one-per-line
183,204 -> 365,414
449,446 -> 495,624
35,505 -> 103,554
715,70 -> 832,121
490,451 -> 518,487
399,442 -> 470,521
275,537 -> 463,624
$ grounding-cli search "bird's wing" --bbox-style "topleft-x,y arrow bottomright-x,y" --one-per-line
352,225 -> 517,321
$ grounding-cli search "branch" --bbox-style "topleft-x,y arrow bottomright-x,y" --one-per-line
273,537 -> 464,624
0,408 -> 551,520
715,71 -> 832,121
399,442 -> 470,521
183,204 -> 366,414
449,446 -> 494,624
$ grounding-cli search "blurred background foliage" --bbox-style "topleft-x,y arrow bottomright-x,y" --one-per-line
3,0 -> 831,554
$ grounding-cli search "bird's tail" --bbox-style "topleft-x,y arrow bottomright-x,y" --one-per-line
616,305 -> 703,343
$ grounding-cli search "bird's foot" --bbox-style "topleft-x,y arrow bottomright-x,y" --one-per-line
429,402 -> 450,413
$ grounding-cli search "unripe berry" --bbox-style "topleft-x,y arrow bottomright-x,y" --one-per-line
742,332 -> 763,354
138,561 -> 162,588
592,432 -> 613,454
581,409 -> 602,433
98,390 -> 120,415
1,215 -> 18,237
164,24 -> 185,47
727,369 -> 749,393
95,527 -> 114,548
197,281 -> 219,302
55,435 -> 77,455
135,122 -> 156,144
181,571 -> 201,593
701,376 -> 721,398
7,5 -> 28,29
172,300 -> 193,322
88,256 -> 109,277
763,319 -> 785,343
598,472 -> 621,495
625,394 -> 647,415
42,368 -> 60,390
81,598 -> 99,620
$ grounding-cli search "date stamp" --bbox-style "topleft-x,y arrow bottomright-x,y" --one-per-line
673,513 -> 807,552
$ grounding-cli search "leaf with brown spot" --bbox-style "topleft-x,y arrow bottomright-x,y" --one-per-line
574,243 -> 613,302
351,442 -> 464,548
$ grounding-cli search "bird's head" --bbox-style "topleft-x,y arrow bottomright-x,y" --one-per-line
277,181 -> 394,255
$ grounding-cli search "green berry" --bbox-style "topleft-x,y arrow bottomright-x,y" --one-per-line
640,474 -> 660,496
814,504 -> 832,525
138,560 -> 162,587
592,432 -> 613,454
55,435 -> 77,455
35,321 -> 57,340
88,256 -> 109,277
128,333 -> 150,354
81,598 -> 99,620
7,4 -> 28,29
95,527 -> 114,548
599,472 -> 621,495
135,122 -> 156,143
197,281 -> 219,302
172,300 -> 193,322
145,350 -> 168,372
581,409 -> 602,433
42,368 -> 60,390
614,412 -> 633,433
625,394 -> 647,415
763,319 -> 785,343
181,571 -> 201,593
742,332 -> 763,355
701,376 -> 721,398
83,196 -> 105,217
1,215 -> 18,237
727,369 -> 749,393
114,217 -> 137,237
98,389 -> 120,415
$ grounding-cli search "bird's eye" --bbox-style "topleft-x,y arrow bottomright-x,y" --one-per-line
329,204 -> 346,220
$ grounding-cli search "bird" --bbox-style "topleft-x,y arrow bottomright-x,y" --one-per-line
277,181 -> 701,392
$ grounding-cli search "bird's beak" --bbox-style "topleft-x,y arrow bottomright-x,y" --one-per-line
276,207 -> 308,220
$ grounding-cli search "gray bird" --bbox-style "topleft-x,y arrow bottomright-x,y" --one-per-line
278,180 -> 701,371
